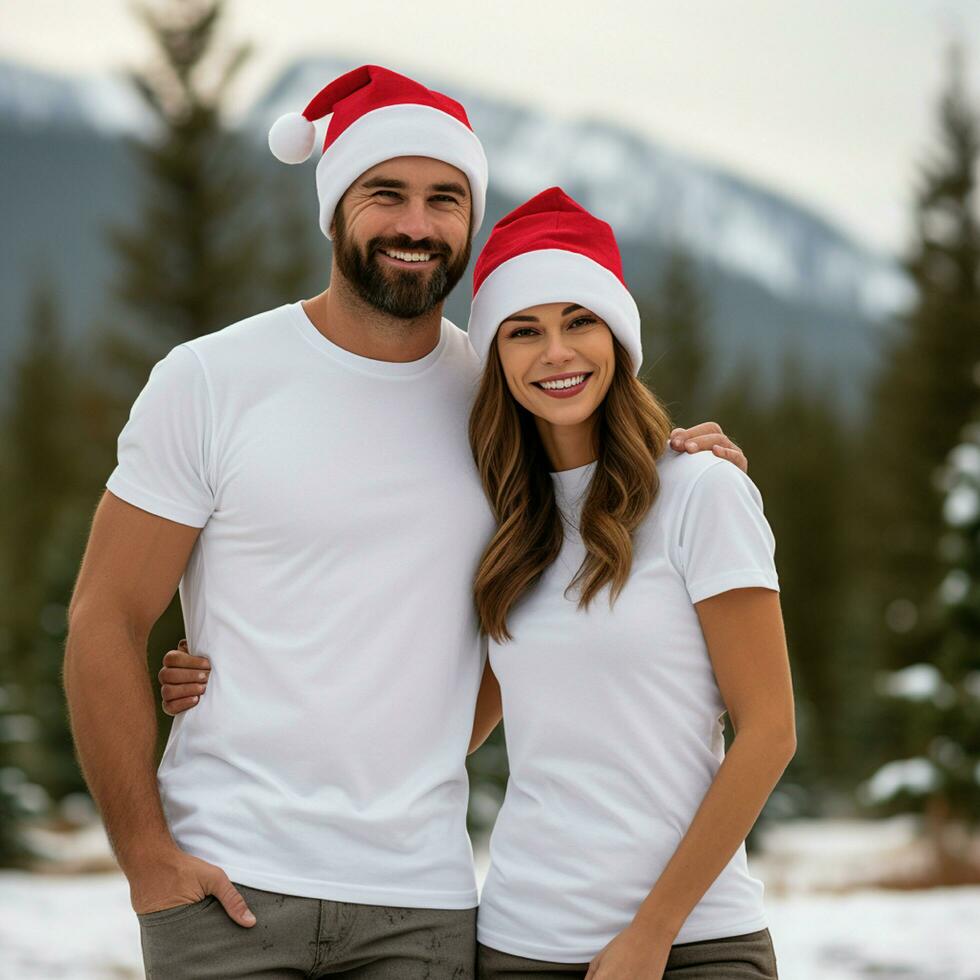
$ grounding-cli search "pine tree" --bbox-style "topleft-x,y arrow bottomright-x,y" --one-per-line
931,409 -> 980,855
862,47 -> 980,864
264,174 -> 322,306
640,244 -> 710,424
98,0 -> 264,392
0,277 -> 87,862
865,45 -> 980,676
867,404 -> 980,878
87,0 -> 277,764
710,358 -> 859,806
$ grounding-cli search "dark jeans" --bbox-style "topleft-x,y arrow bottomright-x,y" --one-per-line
137,882 -> 476,979
477,928 -> 778,979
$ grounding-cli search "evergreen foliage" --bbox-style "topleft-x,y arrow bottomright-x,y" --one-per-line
1,0 -> 321,864
99,0 -> 266,389
862,47 -> 980,868
640,245 -> 710,422
0,280 -> 87,862
865,45 -> 980,679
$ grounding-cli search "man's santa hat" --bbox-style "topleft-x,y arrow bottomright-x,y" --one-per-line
467,187 -> 642,374
267,65 -> 488,240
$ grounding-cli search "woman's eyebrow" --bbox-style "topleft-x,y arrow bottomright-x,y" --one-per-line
501,306 -> 587,325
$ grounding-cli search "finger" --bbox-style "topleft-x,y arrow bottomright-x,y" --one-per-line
712,442 -> 748,473
162,650 -> 212,671
163,696 -> 199,716
208,871 -> 256,928
669,422 -> 722,451
681,421 -> 723,439
159,667 -> 211,685
161,682 -> 207,702
681,433 -> 732,453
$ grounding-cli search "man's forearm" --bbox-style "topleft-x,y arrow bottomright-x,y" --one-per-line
64,609 -> 176,874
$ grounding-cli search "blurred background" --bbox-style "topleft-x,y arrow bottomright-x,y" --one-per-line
1,1 -> 979,977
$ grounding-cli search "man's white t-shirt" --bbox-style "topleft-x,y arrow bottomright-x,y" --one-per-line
107,302 -> 495,908
477,450 -> 781,961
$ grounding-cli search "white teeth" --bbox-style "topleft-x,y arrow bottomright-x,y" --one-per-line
539,374 -> 587,390
384,249 -> 432,262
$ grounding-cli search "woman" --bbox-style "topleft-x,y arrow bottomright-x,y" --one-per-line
162,188 -> 794,979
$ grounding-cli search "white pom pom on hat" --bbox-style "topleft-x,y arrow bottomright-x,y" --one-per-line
268,111 -> 317,164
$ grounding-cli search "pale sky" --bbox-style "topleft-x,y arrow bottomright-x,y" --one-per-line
2,0 -> 978,257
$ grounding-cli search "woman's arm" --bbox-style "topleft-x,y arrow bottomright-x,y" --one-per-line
587,586 -> 794,978
468,658 -> 503,754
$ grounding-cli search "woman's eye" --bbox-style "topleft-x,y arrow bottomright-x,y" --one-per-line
509,327 -> 536,338
568,316 -> 597,329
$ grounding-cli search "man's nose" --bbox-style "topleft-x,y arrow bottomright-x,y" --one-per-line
391,197 -> 435,243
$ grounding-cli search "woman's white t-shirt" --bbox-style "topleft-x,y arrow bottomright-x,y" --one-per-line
477,450 -> 781,962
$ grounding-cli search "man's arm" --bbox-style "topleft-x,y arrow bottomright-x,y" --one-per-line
63,490 -> 255,926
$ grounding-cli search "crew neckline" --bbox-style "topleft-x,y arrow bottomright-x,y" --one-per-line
550,459 -> 597,517
288,301 -> 449,378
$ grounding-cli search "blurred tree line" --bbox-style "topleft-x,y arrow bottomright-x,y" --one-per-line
1,0 -> 978,881
0,0 -> 320,862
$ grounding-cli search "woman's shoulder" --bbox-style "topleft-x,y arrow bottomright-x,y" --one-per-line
653,448 -> 761,519
655,446 -> 736,493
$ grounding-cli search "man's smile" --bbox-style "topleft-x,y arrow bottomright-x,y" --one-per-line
376,248 -> 442,270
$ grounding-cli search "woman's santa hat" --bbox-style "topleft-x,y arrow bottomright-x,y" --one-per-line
268,65 -> 488,241
467,187 -> 642,374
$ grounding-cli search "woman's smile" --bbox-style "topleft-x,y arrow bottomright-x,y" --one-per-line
531,371 -> 594,398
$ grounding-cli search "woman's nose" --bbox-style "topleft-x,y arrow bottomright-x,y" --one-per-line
542,335 -> 575,365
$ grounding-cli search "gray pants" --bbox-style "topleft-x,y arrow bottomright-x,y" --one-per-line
477,928 -> 778,979
137,882 -> 477,979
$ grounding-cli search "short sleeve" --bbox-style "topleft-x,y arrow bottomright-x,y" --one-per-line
106,344 -> 215,528
676,460 -> 779,604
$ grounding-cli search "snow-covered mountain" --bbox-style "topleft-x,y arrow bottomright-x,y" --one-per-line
1,55 -> 917,418
2,55 -> 913,321
248,57 -> 914,321
0,60 -> 149,135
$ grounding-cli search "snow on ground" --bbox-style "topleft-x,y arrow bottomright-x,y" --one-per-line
1,818 -> 978,979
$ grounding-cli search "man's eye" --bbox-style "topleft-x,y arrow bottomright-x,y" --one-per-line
374,190 -> 400,199
432,195 -> 459,204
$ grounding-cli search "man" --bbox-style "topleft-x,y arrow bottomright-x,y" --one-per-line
64,65 -> 747,979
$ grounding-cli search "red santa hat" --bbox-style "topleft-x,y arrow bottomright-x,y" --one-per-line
267,65 -> 488,241
467,187 -> 642,374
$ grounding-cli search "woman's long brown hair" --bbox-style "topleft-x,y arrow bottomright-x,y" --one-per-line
469,337 -> 674,642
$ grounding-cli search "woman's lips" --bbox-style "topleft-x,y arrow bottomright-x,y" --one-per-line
532,373 -> 593,399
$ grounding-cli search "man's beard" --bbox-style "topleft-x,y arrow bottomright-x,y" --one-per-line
333,210 -> 472,320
